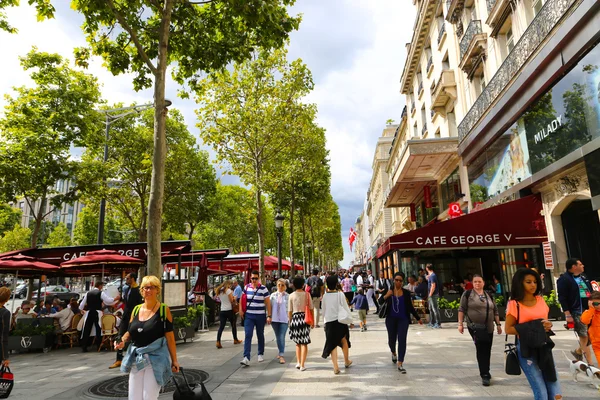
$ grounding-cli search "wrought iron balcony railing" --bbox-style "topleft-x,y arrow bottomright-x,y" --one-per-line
437,22 -> 446,45
401,105 -> 407,119
427,56 -> 433,73
460,20 -> 482,60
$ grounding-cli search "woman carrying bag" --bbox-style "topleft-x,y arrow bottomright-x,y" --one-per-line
382,272 -> 422,373
270,279 -> 290,364
321,275 -> 353,374
458,274 -> 502,386
288,276 -> 314,371
215,280 -> 241,349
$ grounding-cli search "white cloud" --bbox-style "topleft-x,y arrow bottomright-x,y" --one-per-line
0,0 -> 416,268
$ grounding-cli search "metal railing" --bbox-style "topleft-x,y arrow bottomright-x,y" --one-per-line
486,0 -> 497,13
427,56 -> 433,72
401,105 -> 407,119
418,81 -> 424,95
460,20 -> 482,59
421,124 -> 428,136
437,22 -> 446,45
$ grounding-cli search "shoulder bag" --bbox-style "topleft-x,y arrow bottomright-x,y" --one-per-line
0,366 -> 14,399
338,292 -> 353,325
464,290 -> 491,343
504,301 -> 521,375
378,296 -> 390,319
304,292 -> 314,326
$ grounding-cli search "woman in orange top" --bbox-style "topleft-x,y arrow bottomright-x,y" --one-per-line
581,291 -> 600,365
505,268 -> 561,400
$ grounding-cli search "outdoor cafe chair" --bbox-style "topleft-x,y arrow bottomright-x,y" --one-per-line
57,313 -> 82,349
98,314 -> 118,352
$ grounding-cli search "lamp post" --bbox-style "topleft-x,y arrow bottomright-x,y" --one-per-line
306,240 -> 312,276
275,210 -> 284,278
96,100 -> 171,244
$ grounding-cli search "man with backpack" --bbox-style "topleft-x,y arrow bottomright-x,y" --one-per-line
307,269 -> 324,327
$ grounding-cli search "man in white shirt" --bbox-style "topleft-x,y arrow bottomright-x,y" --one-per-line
49,302 -> 75,332
79,281 -> 120,352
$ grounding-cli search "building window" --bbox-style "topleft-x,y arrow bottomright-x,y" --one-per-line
413,123 -> 418,139
506,27 -> 515,54
533,0 -> 544,15
440,168 -> 461,211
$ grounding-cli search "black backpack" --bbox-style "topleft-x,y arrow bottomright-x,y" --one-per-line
308,276 -> 321,298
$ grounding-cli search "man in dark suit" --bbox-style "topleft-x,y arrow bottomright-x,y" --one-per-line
109,272 -> 143,368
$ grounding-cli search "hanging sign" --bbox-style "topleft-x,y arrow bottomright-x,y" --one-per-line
542,241 -> 555,270
448,202 -> 463,218
409,203 -> 416,221
424,186 -> 432,209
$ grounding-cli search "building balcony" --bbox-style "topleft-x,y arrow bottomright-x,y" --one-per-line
421,124 -> 428,137
437,22 -> 446,49
401,105 -> 407,120
446,0 -> 474,24
459,20 -> 487,76
431,69 -> 457,114
458,0 -> 578,143
426,56 -> 434,77
385,137 -> 460,207
411,103 -> 416,116
486,0 -> 511,37
418,81 -> 424,99
391,220 -> 404,235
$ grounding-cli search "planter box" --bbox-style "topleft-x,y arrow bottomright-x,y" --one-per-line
439,308 -> 459,323
497,306 -> 506,321
8,334 -> 53,353
174,326 -> 196,343
548,305 -> 563,321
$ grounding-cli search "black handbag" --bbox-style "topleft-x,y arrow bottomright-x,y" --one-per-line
0,366 -> 14,399
378,297 -> 390,319
173,367 -> 212,400
504,302 -> 521,376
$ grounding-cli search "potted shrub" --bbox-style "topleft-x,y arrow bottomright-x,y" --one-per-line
495,296 -> 506,321
173,305 -> 209,343
438,298 -> 459,323
9,322 -> 55,353
544,291 -> 563,320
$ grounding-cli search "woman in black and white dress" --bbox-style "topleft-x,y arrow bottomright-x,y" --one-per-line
288,276 -> 314,371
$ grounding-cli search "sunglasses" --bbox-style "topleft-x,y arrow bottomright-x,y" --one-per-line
142,286 -> 156,291
593,302 -> 600,307
251,277 -> 259,281
394,279 -> 403,282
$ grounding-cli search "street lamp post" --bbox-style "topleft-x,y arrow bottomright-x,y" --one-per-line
275,210 -> 284,279
306,240 -> 312,276
96,101 -> 171,244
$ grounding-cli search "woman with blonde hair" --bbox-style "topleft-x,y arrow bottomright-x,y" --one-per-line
215,280 -> 241,349
116,275 -> 179,400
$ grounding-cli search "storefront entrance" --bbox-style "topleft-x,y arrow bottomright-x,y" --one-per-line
562,199 -> 600,280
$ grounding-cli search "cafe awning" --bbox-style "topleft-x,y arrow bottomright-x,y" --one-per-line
376,195 -> 547,258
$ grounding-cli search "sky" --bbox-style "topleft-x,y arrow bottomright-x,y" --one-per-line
0,1 -> 416,268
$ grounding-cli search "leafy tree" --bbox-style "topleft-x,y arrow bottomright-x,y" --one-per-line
469,183 -> 489,204
0,49 -> 101,247
164,144 -> 217,240
46,222 -> 72,247
0,204 -> 21,235
0,0 -> 54,33
0,223 -> 31,252
66,0 -> 300,278
197,48 -> 313,278
72,202 -> 127,245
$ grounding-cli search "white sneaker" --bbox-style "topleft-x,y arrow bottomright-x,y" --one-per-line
240,357 -> 250,366
258,355 -> 264,362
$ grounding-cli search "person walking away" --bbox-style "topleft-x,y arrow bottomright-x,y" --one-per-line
321,275 -> 353,374
505,268 -> 561,400
232,280 -> 242,302
350,289 -> 369,331
426,264 -> 442,328
557,258 -> 593,362
239,271 -> 272,366
458,275 -> 502,386
383,272 -> 422,373
80,281 -> 120,352
342,274 -> 354,308
215,280 -> 241,349
109,273 -> 143,369
288,276 -> 314,371
0,287 -> 11,370
115,275 -> 180,400
366,270 -> 378,312
270,279 -> 290,364
581,291 -> 600,365
307,269 -> 324,328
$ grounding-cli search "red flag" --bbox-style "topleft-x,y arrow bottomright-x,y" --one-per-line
349,227 -> 357,251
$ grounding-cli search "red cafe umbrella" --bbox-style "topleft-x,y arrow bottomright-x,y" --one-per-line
244,259 -> 253,286
192,255 -> 208,293
60,249 -> 145,281
0,254 -> 59,313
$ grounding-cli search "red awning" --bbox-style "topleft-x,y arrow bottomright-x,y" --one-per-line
376,195 -> 547,258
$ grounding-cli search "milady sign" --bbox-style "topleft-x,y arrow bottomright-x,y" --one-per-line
415,234 -> 514,246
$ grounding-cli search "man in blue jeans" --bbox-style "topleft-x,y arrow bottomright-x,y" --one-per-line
426,264 -> 442,328
239,270 -> 272,366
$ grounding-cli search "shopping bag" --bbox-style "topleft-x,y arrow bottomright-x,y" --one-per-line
0,366 -> 14,399
304,292 -> 314,326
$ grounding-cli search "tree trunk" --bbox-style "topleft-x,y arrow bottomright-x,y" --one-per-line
255,187 -> 265,281
188,224 -> 195,240
300,212 -> 307,276
309,216 -> 316,270
147,0 -> 174,278
289,191 -> 295,273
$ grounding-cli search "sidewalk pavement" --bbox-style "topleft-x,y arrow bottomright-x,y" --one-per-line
8,313 -> 600,399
